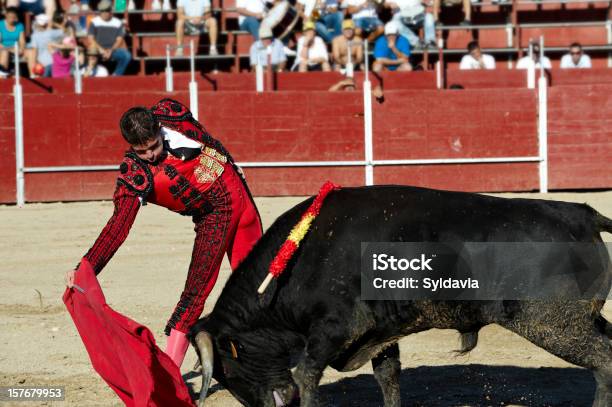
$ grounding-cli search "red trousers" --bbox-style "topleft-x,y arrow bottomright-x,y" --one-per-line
165,168 -> 262,335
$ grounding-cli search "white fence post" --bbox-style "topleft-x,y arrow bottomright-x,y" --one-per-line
363,40 -> 374,186
165,44 -> 174,92
189,39 -> 199,120
74,46 -> 82,94
13,43 -> 25,206
537,36 -> 548,193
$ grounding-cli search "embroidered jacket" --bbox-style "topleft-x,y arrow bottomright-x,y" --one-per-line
83,98 -> 234,274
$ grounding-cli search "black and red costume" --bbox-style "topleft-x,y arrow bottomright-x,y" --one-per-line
82,98 -> 263,336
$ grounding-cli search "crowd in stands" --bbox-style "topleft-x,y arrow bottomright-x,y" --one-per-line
0,0 -> 602,78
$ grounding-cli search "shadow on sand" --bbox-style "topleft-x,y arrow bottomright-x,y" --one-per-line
186,364 -> 594,406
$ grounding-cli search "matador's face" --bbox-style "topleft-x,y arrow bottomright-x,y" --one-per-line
131,133 -> 164,164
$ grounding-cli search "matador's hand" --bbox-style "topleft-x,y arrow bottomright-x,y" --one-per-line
65,269 -> 76,288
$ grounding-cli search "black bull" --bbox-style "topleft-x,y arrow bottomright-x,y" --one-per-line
189,185 -> 612,407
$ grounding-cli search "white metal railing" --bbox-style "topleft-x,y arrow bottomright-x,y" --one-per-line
12,37 -> 550,205
164,39 -> 199,119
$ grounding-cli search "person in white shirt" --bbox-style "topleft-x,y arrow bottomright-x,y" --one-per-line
80,47 -> 109,77
236,0 -> 266,40
295,20 -> 331,71
516,42 -> 552,70
249,26 -> 287,72
387,0 -> 436,47
344,0 -> 384,41
459,41 -> 495,70
175,0 -> 218,56
560,42 -> 592,69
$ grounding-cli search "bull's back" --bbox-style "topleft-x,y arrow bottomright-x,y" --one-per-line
281,185 -> 608,329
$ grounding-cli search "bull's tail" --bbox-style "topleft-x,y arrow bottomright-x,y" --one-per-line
595,212 -> 612,234
455,330 -> 479,355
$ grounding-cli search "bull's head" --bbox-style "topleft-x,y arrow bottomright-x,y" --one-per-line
191,327 -> 298,407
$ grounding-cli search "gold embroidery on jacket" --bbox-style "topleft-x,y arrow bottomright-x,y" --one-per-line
194,147 -> 226,183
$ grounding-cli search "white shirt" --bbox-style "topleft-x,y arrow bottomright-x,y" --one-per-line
296,36 -> 329,65
177,0 -> 211,18
459,53 -> 496,70
389,0 -> 424,13
560,53 -> 592,69
343,0 -> 377,19
80,64 -> 109,77
236,0 -> 266,24
516,56 -> 552,70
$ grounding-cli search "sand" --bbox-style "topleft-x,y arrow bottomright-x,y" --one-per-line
1,191 -> 611,407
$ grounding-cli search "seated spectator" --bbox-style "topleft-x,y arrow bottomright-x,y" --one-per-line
373,21 -> 411,72
26,13 -> 63,77
51,10 -> 77,40
459,40 -> 495,70
388,0 -> 435,48
0,7 -> 25,77
433,0 -> 471,26
49,36 -> 76,78
297,0 -> 343,43
516,42 -> 551,70
80,47 -> 109,77
87,0 -> 132,76
236,0 -> 266,40
344,0 -> 384,41
331,19 -> 363,72
560,43 -> 592,69
175,0 -> 218,56
14,0 -> 55,22
249,26 -> 286,72
295,20 -> 331,72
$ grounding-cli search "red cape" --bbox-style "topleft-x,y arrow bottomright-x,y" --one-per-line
63,260 -> 195,407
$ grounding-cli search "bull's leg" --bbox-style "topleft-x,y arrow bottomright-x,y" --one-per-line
498,303 -> 612,407
293,329 -> 348,407
372,343 -> 401,407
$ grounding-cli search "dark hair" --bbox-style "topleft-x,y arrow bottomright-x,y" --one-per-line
449,84 -> 464,90
52,10 -> 65,24
467,41 -> 479,52
5,6 -> 19,14
119,107 -> 160,145
570,42 -> 582,50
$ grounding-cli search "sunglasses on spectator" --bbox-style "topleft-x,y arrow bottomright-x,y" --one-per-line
570,51 -> 582,55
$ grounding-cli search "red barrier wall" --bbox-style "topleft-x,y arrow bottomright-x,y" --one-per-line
0,85 -> 610,203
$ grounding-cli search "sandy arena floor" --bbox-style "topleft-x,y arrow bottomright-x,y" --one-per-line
1,191 -> 611,407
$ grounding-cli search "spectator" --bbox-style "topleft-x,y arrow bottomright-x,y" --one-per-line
249,25 -> 286,72
0,7 -> 25,77
26,13 -> 63,77
516,42 -> 551,70
87,0 -> 132,75
459,40 -> 495,70
344,0 -> 384,41
236,0 -> 266,40
80,46 -> 109,77
51,10 -> 77,40
388,0 -> 435,48
433,0 -> 471,26
331,19 -> 363,72
49,36 -> 76,78
295,20 -> 330,71
175,0 -> 218,56
560,42 -> 592,69
373,21 -> 411,72
14,0 -> 55,23
297,0 -> 344,43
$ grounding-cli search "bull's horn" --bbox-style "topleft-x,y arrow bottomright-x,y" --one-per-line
194,331 -> 214,407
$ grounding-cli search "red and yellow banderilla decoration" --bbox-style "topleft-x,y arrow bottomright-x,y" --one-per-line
257,181 -> 340,294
